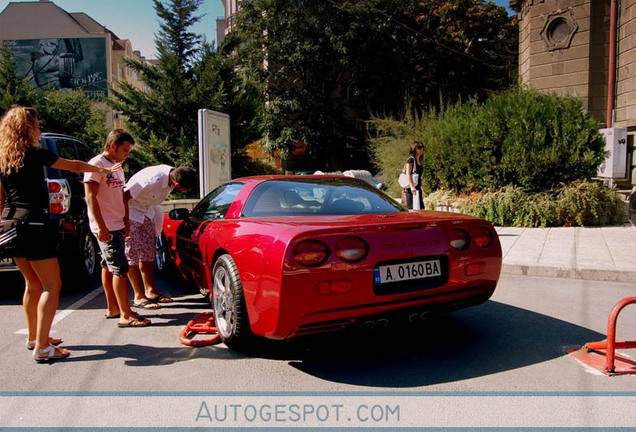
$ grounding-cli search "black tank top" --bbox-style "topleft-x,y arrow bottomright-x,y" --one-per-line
1,146 -> 58,221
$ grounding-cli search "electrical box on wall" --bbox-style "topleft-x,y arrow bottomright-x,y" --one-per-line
598,128 -> 628,179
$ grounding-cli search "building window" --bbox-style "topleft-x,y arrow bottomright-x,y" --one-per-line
540,9 -> 578,51
547,18 -> 570,45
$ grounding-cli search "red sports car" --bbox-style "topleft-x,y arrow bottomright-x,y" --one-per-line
158,176 -> 502,348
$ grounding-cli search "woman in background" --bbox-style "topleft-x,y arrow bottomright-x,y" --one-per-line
0,106 -> 120,363
404,141 -> 425,210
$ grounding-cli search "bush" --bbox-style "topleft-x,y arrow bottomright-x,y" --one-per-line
422,181 -> 627,227
556,181 -> 627,226
369,87 -> 607,195
423,88 -> 606,192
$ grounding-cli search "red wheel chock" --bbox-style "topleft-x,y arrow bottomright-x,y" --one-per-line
568,297 -> 636,375
179,311 -> 221,347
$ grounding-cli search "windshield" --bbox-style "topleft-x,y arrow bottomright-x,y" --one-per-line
242,178 -> 405,217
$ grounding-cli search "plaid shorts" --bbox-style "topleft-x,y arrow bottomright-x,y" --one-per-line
125,217 -> 156,265
97,230 -> 129,276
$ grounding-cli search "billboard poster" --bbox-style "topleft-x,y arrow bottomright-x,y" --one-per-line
8,37 -> 108,99
198,109 -> 231,198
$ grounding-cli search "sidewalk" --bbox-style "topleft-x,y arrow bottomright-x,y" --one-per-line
496,222 -> 636,283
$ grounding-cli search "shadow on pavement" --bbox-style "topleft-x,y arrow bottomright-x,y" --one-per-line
59,343 -> 242,365
56,299 -> 605,388
282,300 -> 605,387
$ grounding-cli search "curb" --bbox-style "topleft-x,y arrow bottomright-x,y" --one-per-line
502,263 -> 636,284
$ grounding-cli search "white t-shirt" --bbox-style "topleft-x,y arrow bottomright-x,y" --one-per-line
84,154 -> 127,234
125,164 -> 174,235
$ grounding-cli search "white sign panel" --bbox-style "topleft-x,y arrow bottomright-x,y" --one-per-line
198,109 -> 231,198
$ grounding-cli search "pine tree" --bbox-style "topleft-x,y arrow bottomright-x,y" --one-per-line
108,0 -> 224,175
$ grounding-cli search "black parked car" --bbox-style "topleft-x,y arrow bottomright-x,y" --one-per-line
0,133 -> 100,286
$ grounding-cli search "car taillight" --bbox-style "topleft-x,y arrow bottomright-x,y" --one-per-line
474,227 -> 494,248
48,179 -> 71,215
449,228 -> 470,250
48,182 -> 62,193
292,240 -> 329,266
335,236 -> 368,262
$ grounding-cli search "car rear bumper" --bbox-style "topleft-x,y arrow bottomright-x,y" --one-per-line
289,283 -> 496,338
259,265 -> 500,340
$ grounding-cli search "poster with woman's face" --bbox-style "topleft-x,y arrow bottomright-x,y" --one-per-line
8,36 -> 108,99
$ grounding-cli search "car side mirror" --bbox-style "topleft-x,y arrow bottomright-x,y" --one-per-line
168,208 -> 190,220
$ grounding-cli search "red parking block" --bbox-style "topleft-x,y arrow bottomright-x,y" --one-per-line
568,346 -> 636,376
179,311 -> 221,347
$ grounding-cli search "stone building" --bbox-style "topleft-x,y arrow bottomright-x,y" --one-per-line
0,0 -> 149,129
511,0 -> 636,186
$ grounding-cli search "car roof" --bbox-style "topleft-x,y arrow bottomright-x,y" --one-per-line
233,175 -> 352,184
40,132 -> 83,140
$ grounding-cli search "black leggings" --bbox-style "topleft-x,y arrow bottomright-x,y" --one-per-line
405,187 -> 424,210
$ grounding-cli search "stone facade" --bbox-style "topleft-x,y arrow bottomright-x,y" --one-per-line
512,0 -> 636,185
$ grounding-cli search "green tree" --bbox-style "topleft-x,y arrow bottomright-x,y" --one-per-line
0,42 -> 37,114
235,0 -> 516,170
36,89 -> 108,150
109,0 -> 264,182
109,0 -> 221,175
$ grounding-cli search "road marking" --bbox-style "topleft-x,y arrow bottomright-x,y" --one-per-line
14,287 -> 103,335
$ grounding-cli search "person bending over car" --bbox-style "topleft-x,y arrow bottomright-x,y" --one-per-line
124,165 -> 197,309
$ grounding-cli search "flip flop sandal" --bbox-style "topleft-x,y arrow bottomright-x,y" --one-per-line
149,294 -> 173,303
26,337 -> 63,351
118,317 -> 151,328
132,300 -> 160,310
33,345 -> 70,363
105,313 -> 120,319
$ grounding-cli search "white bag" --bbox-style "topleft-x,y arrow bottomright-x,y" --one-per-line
398,172 -> 410,188
398,157 -> 418,188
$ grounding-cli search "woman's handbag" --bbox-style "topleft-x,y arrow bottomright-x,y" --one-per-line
398,171 -> 410,188
398,157 -> 418,188
0,219 -> 20,258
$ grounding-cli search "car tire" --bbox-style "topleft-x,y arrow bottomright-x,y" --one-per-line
78,229 -> 100,281
211,254 -> 251,349
155,232 -> 175,276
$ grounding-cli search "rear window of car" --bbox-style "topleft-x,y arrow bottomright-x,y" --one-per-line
242,178 -> 404,217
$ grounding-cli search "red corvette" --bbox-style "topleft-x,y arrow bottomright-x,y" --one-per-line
158,176 -> 502,348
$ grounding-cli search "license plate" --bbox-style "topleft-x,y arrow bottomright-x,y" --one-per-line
374,259 -> 442,284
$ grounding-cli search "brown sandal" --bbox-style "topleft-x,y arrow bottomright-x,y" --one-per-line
118,317 -> 151,328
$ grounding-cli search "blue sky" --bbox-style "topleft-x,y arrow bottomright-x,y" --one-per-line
0,0 -> 513,59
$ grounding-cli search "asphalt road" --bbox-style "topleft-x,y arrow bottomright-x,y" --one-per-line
0,271 -> 635,429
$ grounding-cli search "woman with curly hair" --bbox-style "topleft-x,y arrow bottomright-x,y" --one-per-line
0,106 -> 121,363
